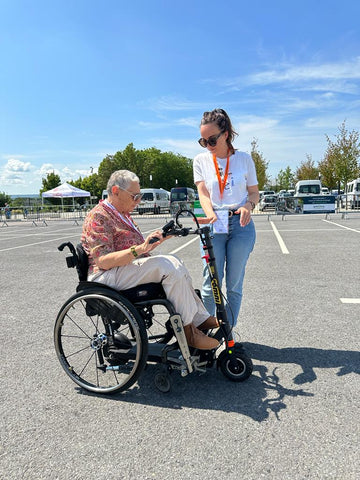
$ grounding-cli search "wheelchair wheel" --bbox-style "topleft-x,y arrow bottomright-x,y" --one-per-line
54,290 -> 148,394
217,344 -> 253,382
154,365 -> 172,393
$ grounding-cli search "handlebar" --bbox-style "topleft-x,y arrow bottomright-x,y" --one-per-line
150,209 -> 207,243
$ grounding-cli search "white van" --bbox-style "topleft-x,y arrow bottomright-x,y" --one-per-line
294,180 -> 322,196
136,188 -> 170,214
101,189 -> 108,201
343,178 -> 360,209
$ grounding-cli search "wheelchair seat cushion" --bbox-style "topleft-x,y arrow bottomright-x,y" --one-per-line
77,281 -> 166,302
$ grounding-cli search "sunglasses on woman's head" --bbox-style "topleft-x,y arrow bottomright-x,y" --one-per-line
198,131 -> 223,148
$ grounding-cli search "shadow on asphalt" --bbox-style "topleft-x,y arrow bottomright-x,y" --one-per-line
243,342 -> 360,385
75,361 -> 312,422
72,341 -> 356,421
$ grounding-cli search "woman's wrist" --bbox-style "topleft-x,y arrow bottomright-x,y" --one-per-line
246,201 -> 256,211
130,245 -> 138,258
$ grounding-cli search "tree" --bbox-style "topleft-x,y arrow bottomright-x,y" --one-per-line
0,192 -> 11,207
251,139 -> 269,190
324,121 -> 360,191
97,155 -> 118,192
295,154 -> 319,182
80,174 -> 102,201
276,166 -> 295,191
318,152 -> 337,191
96,144 -> 194,191
40,172 -> 61,194
40,172 -> 62,205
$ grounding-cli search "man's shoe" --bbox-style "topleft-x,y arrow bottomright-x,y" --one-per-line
184,323 -> 219,350
197,316 -> 219,331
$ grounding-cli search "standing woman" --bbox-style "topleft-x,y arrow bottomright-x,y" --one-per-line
193,108 -> 259,327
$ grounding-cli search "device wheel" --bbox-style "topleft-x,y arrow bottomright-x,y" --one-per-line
154,365 -> 172,393
218,345 -> 253,382
54,290 -> 148,394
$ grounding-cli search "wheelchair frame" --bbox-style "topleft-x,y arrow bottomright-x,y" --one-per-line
54,210 -> 253,394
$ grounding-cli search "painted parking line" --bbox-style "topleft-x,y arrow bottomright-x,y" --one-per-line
170,236 -> 198,254
340,298 -> 360,304
323,219 -> 360,233
0,234 -> 80,252
270,221 -> 289,254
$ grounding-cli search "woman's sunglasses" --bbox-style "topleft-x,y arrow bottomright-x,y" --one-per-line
118,187 -> 143,201
198,131 -> 223,148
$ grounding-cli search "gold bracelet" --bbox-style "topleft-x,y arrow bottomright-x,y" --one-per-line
130,246 -> 138,258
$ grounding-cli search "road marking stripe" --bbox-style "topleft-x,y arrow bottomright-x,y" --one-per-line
0,234 -> 80,252
340,298 -> 360,304
170,236 -> 199,254
323,219 -> 360,233
270,221 -> 289,254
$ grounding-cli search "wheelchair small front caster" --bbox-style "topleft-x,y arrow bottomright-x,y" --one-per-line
154,365 -> 172,393
217,344 -> 253,382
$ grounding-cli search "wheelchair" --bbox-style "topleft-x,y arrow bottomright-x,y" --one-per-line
54,211 -> 253,394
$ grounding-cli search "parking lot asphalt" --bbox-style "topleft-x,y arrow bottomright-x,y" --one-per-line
1,213 -> 359,479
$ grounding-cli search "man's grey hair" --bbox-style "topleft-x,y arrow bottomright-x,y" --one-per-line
107,170 -> 139,195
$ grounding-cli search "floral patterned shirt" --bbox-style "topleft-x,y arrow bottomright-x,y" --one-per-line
81,201 -> 146,276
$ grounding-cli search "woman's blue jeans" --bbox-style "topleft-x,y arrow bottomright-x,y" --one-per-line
201,216 -> 256,327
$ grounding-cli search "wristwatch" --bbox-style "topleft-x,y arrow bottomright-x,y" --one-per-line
248,201 -> 255,211
130,246 -> 138,258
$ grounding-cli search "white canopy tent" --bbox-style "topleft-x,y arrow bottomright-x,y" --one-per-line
42,182 -> 91,209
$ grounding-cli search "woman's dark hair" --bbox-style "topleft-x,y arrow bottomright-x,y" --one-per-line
200,108 -> 238,153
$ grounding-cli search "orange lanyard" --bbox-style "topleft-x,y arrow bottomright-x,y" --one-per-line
212,151 -> 230,198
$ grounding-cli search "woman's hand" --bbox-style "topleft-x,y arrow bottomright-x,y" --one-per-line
195,212 -> 218,224
236,205 -> 252,227
142,230 -> 165,253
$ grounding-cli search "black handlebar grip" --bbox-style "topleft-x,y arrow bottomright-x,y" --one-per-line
149,236 -> 161,244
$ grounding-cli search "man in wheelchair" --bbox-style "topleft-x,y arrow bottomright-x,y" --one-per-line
81,169 -> 219,351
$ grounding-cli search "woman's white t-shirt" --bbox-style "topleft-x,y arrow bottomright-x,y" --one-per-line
193,150 -> 258,210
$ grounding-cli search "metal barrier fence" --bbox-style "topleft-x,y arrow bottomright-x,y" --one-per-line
0,206 -> 87,226
1,203 -> 360,227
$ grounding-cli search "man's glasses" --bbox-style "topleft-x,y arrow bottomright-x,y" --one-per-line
118,186 -> 143,201
198,131 -> 223,148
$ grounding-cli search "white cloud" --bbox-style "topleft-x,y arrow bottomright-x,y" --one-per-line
0,173 -> 26,185
141,96 -> 207,112
5,158 -> 31,172
248,57 -> 360,84
37,163 -> 60,176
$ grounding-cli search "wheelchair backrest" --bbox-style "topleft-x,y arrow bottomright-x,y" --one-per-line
58,242 -> 88,282
75,243 -> 89,281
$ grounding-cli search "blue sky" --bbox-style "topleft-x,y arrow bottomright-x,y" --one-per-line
1,0 -> 360,194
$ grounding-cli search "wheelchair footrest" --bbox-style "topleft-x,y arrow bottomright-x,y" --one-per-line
170,314 -> 193,374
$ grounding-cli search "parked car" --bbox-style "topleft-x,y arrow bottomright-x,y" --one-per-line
259,190 -> 276,199
259,195 -> 278,211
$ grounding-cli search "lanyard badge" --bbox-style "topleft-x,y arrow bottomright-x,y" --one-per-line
212,151 -> 230,198
212,151 -> 231,234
